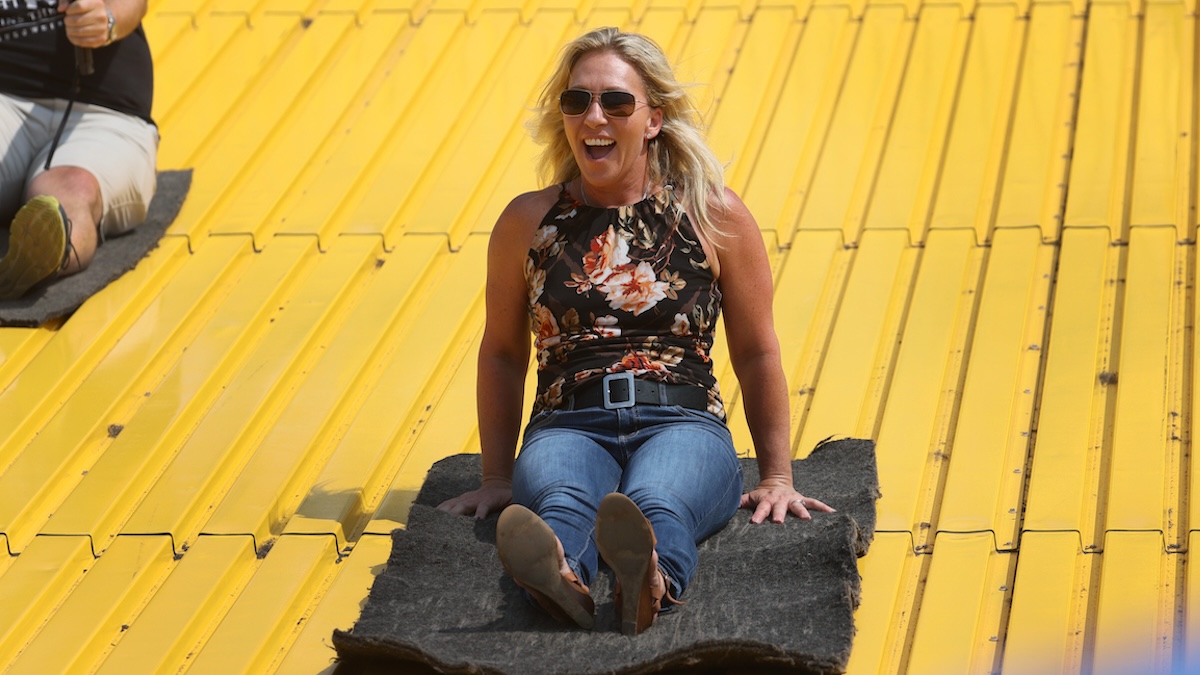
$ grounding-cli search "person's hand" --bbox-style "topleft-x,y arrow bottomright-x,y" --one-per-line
436,479 -> 513,519
740,477 -> 834,524
58,0 -> 111,49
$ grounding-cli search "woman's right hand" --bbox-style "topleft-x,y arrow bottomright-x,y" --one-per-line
436,480 -> 513,519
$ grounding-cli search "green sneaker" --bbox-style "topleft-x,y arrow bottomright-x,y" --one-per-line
0,196 -> 71,300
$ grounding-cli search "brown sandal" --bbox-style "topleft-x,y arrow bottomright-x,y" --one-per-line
496,504 -> 595,629
595,493 -> 683,635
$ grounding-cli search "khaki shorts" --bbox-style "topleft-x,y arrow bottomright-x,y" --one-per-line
0,92 -> 159,240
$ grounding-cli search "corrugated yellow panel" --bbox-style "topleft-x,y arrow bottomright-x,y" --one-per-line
706,7 -> 799,192
0,323 -> 58,395
155,15 -> 300,166
874,230 -> 981,540
863,6 -> 968,242
795,229 -> 915,453
149,14 -> 242,128
187,535 -> 339,673
1130,4 -> 1193,238
169,14 -> 367,240
1107,228 -> 1187,543
563,9 -> 635,42
0,243 -> 193,553
1024,228 -> 1120,545
993,5 -> 1081,242
33,239 -> 255,547
339,13 -> 518,243
237,0 -> 321,23
630,7 -> 689,58
758,0 -> 813,16
5,536 -> 173,675
403,12 -> 576,248
0,245 -> 271,554
742,6 -> 855,242
1091,531 -> 1179,675
0,536 -> 93,666
149,0 -> 213,14
1004,532 -> 1093,674
284,235 -> 487,545
670,8 -> 743,123
102,238 -> 371,549
0,238 -> 189,459
201,14 -> 405,242
938,228 -> 1053,548
275,534 -> 392,674
1062,3 -> 1137,236
928,5 -> 1023,243
368,328 -> 483,531
796,6 -> 910,244
94,536 -> 256,675
275,13 -> 447,237
814,0 -> 866,20
142,13 -> 194,64
844,533 -> 926,675
204,236 -> 443,545
906,533 -> 1014,675
113,239 -> 320,547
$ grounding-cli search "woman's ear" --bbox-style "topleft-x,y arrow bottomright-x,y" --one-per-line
645,107 -> 663,140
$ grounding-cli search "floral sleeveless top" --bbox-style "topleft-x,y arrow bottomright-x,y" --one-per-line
526,183 -> 725,419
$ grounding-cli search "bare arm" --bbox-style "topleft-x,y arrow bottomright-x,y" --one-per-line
59,0 -> 147,49
712,189 -> 834,523
438,191 -> 550,518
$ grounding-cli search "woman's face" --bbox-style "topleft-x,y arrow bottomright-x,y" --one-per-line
564,50 -> 663,204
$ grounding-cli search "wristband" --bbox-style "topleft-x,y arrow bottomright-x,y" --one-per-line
103,7 -> 116,46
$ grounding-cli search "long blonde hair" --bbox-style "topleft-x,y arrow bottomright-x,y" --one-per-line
531,27 -> 728,242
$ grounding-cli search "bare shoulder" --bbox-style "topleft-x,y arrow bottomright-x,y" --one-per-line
712,187 -> 759,238
496,186 -> 561,232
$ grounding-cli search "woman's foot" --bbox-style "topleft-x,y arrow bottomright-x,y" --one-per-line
496,504 -> 595,629
595,492 -> 679,635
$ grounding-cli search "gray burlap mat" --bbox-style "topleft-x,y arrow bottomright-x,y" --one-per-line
333,438 -> 878,674
0,169 -> 192,327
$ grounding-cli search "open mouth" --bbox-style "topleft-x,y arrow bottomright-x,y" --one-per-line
584,138 -> 615,160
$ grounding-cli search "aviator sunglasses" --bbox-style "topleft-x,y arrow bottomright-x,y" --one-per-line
560,89 -> 641,117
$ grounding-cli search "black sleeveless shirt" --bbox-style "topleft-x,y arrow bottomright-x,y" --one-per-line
526,184 -> 725,419
1,2 -> 154,123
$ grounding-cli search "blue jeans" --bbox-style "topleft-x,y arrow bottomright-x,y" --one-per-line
511,405 -> 743,599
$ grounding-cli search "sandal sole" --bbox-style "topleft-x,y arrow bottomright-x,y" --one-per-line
497,505 -> 594,629
595,493 -> 656,635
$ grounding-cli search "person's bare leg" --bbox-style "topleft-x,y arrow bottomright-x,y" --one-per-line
26,165 -> 102,274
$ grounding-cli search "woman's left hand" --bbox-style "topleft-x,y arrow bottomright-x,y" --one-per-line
740,479 -> 835,524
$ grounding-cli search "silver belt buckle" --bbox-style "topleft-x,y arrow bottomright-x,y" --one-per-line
602,371 -> 636,409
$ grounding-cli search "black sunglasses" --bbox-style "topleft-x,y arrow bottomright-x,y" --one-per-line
560,89 -> 640,117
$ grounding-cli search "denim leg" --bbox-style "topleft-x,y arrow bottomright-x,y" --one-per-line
511,423 -> 622,587
618,408 -> 743,598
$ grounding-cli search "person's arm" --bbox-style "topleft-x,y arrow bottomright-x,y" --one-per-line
59,0 -> 147,49
712,188 -> 834,524
437,191 -> 545,519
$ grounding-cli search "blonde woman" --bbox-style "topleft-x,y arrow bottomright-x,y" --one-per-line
439,27 -> 832,634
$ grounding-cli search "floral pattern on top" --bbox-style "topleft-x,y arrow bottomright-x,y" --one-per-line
526,184 -> 725,419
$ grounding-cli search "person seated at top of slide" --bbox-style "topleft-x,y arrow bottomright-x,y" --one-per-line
0,0 -> 157,300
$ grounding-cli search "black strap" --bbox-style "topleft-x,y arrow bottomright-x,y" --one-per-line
565,378 -> 708,412
44,28 -> 93,171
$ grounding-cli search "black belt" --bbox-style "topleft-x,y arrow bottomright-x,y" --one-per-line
564,372 -> 708,411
